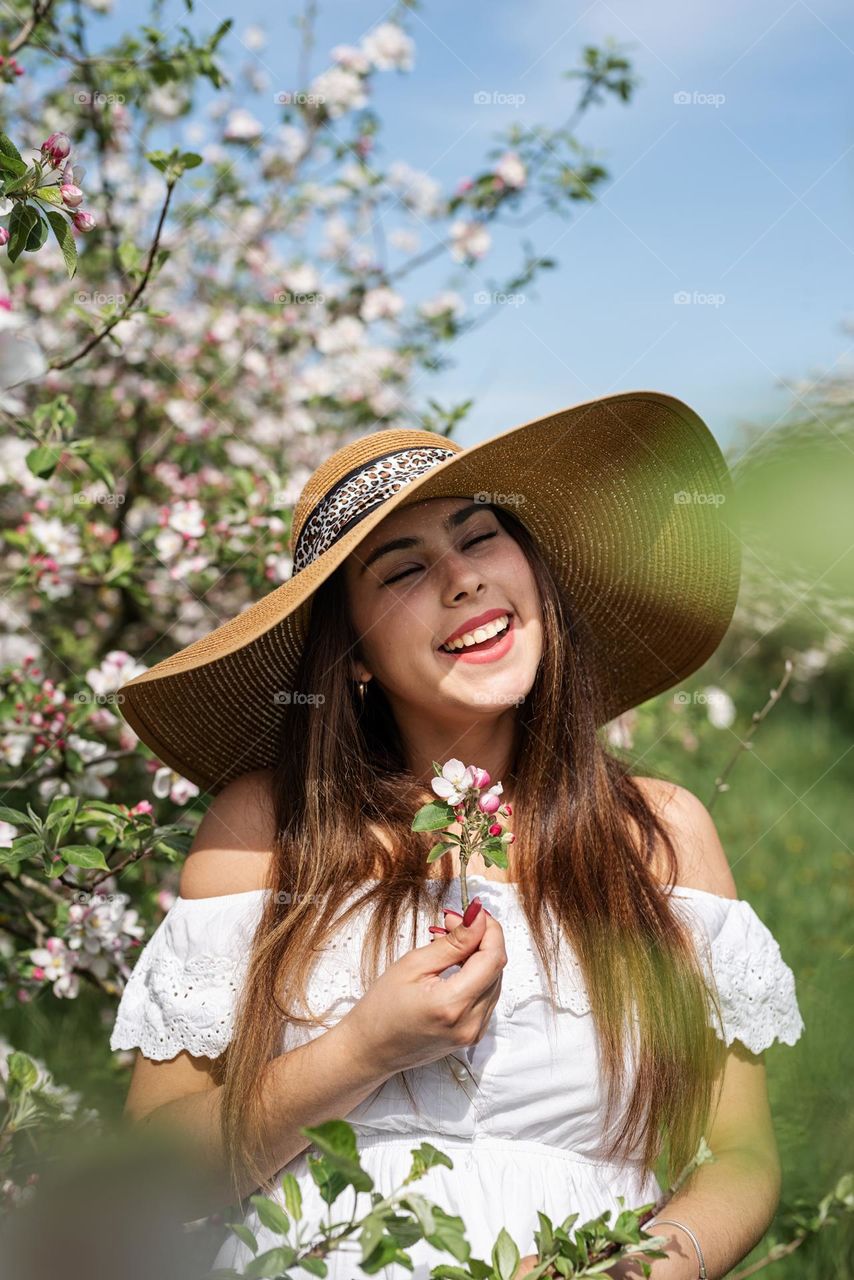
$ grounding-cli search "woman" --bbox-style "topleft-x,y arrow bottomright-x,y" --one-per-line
110,393 -> 804,1280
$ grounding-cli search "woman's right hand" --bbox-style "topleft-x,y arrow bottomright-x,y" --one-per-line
339,898 -> 507,1077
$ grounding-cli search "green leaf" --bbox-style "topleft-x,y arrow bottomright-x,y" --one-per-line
59,844 -> 110,871
8,1051 -> 39,1090
426,840 -> 452,863
0,132 -> 24,165
244,1247 -> 297,1279
179,151 -> 203,169
301,1119 -> 374,1193
492,1228 -> 521,1280
45,209 -> 78,279
45,859 -> 67,879
411,801 -> 456,832
295,1258 -> 327,1276
0,806 -> 30,827
408,1142 -> 454,1178
35,185 -> 62,205
79,445 -> 117,491
24,213 -> 49,251
280,1171 -> 302,1222
12,834 -> 43,858
224,1223 -> 257,1254
26,445 -> 62,479
117,239 -> 143,275
248,1194 -> 290,1235
7,203 -> 39,263
0,151 -> 28,176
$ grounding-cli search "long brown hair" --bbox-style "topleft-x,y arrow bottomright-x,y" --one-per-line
219,505 -> 728,1204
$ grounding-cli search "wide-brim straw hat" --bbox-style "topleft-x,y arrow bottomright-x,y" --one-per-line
116,390 -> 741,796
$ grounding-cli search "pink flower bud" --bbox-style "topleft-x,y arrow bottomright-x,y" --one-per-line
71,209 -> 96,233
470,767 -> 491,789
502,803 -> 512,817
41,132 -> 71,166
0,228 -> 8,247
503,831 -> 516,844
488,822 -> 502,836
60,183 -> 84,208
478,791 -> 501,814
32,966 -> 45,981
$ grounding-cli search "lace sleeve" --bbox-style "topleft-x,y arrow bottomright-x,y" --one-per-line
673,891 -> 806,1054
108,890 -> 268,1062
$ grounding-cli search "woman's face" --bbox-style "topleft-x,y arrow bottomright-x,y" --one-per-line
343,496 -> 543,722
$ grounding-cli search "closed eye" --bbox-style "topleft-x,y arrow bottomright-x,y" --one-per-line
383,531 -> 498,586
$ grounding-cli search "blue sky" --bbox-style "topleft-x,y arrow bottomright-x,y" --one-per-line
101,0 -> 854,455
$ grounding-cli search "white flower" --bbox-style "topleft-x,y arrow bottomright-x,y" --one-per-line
315,315 -> 366,355
419,291 -> 465,320
223,108 -> 264,142
241,24 -> 267,51
168,499 -> 206,539
387,162 -> 442,218
450,220 -> 491,262
389,228 -> 420,254
702,686 -> 736,729
431,759 -> 477,806
146,84 -> 189,119
360,286 -> 405,323
27,516 -> 83,567
0,820 -> 18,848
164,398 -> 205,436
331,44 -> 370,74
153,767 -> 200,805
276,124 -> 309,165
495,150 -> 527,189
309,66 -> 368,118
361,23 -> 414,72
86,650 -> 148,699
1,733 -> 31,768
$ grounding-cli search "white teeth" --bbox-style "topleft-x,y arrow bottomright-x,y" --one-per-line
441,614 -> 510,652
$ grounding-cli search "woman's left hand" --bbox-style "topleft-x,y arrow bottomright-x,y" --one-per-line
512,1256 -> 542,1280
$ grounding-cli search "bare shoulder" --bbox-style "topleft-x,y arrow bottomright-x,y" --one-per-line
179,767 -> 277,899
630,775 -> 738,899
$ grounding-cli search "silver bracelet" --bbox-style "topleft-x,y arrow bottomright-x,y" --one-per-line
649,1218 -> 707,1279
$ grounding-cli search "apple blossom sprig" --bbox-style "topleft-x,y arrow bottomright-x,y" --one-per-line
411,759 -> 515,912
0,130 -> 98,278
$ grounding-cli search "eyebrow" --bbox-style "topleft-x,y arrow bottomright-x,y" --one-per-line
359,502 -> 488,575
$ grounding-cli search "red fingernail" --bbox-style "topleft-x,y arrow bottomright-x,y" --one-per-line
462,897 -> 482,926
442,908 -> 462,919
428,925 -> 449,935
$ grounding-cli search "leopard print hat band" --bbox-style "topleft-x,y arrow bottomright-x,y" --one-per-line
291,444 -> 458,574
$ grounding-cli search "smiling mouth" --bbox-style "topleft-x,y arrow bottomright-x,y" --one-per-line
439,613 -> 513,653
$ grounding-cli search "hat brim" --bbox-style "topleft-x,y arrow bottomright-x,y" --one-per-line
116,390 -> 741,794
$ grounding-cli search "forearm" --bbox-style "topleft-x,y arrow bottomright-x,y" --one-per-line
136,1015 -> 395,1220
606,1147 -> 781,1280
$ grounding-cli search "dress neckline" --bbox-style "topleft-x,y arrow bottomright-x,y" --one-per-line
174,874 -> 735,905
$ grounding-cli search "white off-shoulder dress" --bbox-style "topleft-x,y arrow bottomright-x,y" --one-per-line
109,875 -> 805,1279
